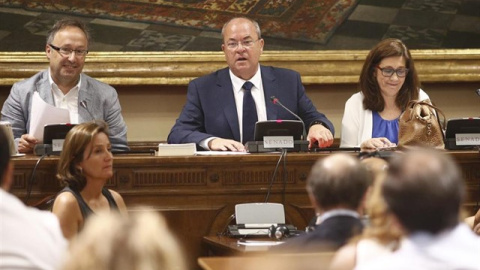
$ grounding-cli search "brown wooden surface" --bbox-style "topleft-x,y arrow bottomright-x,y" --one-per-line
198,252 -> 335,270
203,236 -> 283,256
10,150 -> 480,270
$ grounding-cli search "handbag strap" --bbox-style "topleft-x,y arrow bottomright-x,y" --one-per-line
406,100 -> 446,128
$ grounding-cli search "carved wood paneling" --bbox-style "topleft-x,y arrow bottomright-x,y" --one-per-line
12,171 -> 26,189
222,168 -> 296,185
133,169 -> 207,186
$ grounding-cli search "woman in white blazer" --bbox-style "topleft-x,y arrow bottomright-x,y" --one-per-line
340,39 -> 430,149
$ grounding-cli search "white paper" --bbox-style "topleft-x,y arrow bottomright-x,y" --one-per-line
29,92 -> 70,142
195,151 -> 250,156
237,240 -> 284,247
156,143 -> 196,156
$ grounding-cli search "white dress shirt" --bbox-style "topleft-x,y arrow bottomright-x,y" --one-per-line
355,223 -> 480,270
49,69 -> 81,124
0,189 -> 67,270
230,66 -> 267,143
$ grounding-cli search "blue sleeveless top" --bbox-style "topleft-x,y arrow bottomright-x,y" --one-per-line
372,111 -> 399,144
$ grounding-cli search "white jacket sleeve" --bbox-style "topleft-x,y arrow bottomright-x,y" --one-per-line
340,93 -> 363,147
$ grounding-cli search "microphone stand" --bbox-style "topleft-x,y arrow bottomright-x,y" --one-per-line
270,96 -> 306,140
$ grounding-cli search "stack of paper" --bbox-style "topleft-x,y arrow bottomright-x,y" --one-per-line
156,143 -> 196,156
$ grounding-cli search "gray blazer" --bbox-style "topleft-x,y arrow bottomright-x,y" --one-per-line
1,70 -> 128,151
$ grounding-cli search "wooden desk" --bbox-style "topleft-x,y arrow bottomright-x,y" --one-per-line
198,252 -> 335,270
10,151 -> 480,269
203,236 -> 283,256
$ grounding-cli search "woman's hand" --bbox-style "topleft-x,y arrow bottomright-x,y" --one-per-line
360,137 -> 396,150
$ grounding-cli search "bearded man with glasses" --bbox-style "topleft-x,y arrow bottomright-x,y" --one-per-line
340,38 -> 431,149
1,18 -> 128,153
168,17 -> 334,151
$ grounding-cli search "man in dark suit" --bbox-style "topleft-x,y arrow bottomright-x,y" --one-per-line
274,153 -> 371,252
168,17 -> 334,151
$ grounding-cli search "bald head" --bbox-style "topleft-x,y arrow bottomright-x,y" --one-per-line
383,149 -> 465,234
307,154 -> 371,210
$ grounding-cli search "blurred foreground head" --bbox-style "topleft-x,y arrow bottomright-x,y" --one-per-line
63,210 -> 187,270
383,149 -> 465,234
307,153 -> 371,212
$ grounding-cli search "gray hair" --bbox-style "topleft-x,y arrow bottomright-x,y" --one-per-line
221,17 -> 262,40
46,18 -> 91,46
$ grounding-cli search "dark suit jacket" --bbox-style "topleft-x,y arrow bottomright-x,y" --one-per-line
167,65 -> 334,146
273,215 -> 364,252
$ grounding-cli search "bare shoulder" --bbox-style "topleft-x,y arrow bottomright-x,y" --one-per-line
51,191 -> 83,239
52,191 -> 78,210
108,189 -> 123,201
108,189 -> 128,213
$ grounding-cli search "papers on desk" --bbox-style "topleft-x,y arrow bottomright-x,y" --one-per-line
237,240 -> 285,247
237,239 -> 284,251
29,92 -> 70,142
196,151 -> 250,156
156,143 -> 196,156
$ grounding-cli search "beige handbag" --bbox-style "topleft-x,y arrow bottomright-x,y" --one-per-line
398,99 -> 446,148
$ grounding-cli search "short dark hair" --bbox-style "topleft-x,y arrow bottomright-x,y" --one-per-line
46,18 -> 91,46
0,128 -> 10,185
359,38 -> 421,112
383,149 -> 464,234
307,154 -> 371,210
56,120 -> 109,191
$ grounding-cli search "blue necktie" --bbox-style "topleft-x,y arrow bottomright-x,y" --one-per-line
242,81 -> 257,143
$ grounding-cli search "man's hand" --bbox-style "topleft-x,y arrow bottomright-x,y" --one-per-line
208,138 -> 246,152
18,134 -> 38,153
360,137 -> 396,150
307,124 -> 333,148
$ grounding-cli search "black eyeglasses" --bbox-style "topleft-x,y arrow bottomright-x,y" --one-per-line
225,39 -> 259,49
48,44 -> 88,58
376,66 -> 409,78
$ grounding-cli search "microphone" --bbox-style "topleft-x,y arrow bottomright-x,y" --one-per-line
270,96 -> 306,140
80,100 -> 95,120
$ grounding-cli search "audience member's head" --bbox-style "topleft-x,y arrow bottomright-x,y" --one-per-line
56,120 -> 110,191
361,157 -> 402,245
383,149 -> 465,234
307,154 -> 371,213
62,210 -> 187,270
0,128 -> 13,190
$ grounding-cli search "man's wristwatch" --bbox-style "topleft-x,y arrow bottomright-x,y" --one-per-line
310,120 -> 329,131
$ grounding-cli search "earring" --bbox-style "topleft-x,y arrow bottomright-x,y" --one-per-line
78,167 -> 83,174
